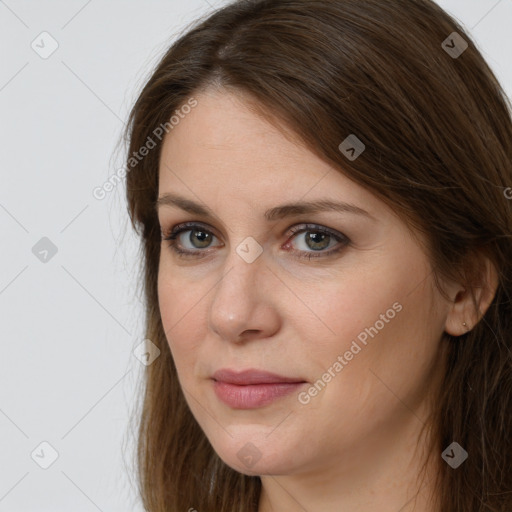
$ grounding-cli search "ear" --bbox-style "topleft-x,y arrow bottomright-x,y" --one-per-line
444,251 -> 499,336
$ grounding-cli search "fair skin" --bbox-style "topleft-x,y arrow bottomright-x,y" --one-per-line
156,88 -> 494,512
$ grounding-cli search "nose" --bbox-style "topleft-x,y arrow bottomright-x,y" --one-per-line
208,248 -> 281,344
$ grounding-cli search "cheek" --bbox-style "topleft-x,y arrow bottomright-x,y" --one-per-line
294,252 -> 434,379
302,263 -> 442,416
157,267 -> 208,369
293,266 -> 407,349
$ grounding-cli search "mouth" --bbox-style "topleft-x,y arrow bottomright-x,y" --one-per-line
211,368 -> 308,409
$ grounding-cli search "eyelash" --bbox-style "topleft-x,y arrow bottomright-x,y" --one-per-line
161,221 -> 350,261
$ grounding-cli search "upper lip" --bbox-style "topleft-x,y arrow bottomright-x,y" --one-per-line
212,368 -> 306,385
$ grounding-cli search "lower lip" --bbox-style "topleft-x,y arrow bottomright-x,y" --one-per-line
212,380 -> 305,409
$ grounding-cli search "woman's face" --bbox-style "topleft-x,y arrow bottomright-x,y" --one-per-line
156,88 -> 450,476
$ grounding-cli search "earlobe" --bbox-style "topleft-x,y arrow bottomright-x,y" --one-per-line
444,287 -> 473,337
443,254 -> 499,337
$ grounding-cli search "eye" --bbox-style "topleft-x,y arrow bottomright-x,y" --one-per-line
162,222 -> 222,258
284,224 -> 349,260
161,222 -> 350,260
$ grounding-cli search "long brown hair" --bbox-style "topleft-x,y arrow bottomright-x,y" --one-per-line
123,1 -> 512,510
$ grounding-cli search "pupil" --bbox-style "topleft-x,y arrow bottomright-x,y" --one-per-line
307,232 -> 329,250
192,230 -> 210,248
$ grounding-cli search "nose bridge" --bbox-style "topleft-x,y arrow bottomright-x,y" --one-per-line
218,232 -> 267,296
208,242 -> 271,340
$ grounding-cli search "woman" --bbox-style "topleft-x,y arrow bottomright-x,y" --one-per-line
124,0 -> 512,510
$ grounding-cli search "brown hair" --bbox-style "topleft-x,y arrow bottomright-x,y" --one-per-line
123,0 -> 512,510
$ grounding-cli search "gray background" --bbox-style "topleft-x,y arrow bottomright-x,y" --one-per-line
0,0 -> 510,510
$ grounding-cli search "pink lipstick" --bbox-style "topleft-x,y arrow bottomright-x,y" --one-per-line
211,369 -> 306,409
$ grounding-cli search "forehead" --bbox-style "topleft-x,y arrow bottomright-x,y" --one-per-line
158,90 -> 376,209
160,90 -> 312,174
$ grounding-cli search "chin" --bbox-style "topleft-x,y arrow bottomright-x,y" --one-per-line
221,452 -> 294,477
209,433 -> 303,477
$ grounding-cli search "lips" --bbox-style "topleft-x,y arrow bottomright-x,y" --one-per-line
212,368 -> 305,385
211,368 -> 307,409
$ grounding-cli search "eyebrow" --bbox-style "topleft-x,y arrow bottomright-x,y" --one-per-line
155,193 -> 375,222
